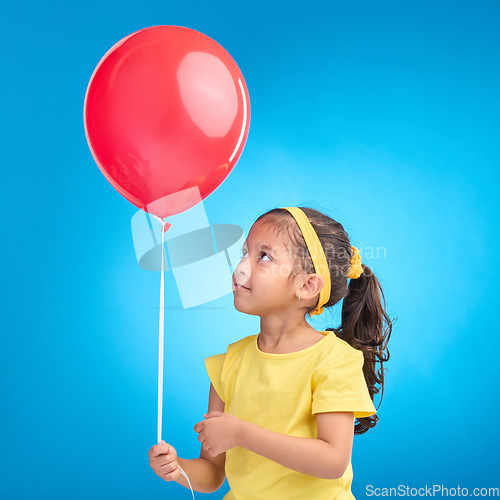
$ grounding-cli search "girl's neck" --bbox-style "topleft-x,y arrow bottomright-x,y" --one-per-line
258,315 -> 318,349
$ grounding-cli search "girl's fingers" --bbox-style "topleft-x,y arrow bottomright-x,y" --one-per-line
159,457 -> 177,470
153,443 -> 172,457
162,465 -> 181,480
157,454 -> 177,467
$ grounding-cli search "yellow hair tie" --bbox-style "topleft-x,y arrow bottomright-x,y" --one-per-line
281,207 -> 363,316
347,245 -> 364,280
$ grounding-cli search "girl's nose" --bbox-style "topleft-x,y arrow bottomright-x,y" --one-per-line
235,259 -> 251,281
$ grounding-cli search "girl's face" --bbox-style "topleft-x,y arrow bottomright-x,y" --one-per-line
232,220 -> 303,316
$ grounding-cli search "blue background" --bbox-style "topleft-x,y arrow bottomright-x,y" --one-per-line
1,0 -> 499,498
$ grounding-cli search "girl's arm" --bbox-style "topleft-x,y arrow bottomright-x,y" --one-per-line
237,411 -> 354,480
174,384 -> 226,493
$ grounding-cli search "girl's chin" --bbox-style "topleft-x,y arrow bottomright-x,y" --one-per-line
233,298 -> 256,315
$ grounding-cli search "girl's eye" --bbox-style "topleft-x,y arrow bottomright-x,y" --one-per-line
259,252 -> 271,262
239,249 -> 271,261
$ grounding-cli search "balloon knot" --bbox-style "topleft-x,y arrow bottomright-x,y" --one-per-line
162,221 -> 172,233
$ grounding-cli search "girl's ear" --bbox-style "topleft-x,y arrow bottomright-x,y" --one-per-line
298,274 -> 324,301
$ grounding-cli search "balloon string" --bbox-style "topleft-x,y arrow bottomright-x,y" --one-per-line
154,216 -> 195,500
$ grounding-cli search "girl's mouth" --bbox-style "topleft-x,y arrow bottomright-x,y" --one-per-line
233,279 -> 250,290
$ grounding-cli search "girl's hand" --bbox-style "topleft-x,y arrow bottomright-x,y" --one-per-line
148,440 -> 182,482
194,411 -> 242,457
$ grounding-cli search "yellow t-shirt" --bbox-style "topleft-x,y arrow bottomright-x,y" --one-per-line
204,330 -> 377,500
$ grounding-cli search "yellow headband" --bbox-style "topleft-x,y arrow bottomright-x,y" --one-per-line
280,207 -> 364,316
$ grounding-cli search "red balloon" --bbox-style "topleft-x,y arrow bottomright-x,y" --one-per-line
84,26 -> 251,219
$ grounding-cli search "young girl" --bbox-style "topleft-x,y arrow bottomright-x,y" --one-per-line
148,206 -> 393,499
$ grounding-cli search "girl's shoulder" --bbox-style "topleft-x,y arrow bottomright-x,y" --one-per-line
226,334 -> 256,353
205,335 -> 254,362
322,331 -> 364,362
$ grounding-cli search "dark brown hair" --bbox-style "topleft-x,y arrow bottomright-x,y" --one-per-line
256,207 -> 394,434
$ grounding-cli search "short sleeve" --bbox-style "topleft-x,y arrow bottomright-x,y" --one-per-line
312,350 -> 377,418
205,353 -> 226,403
